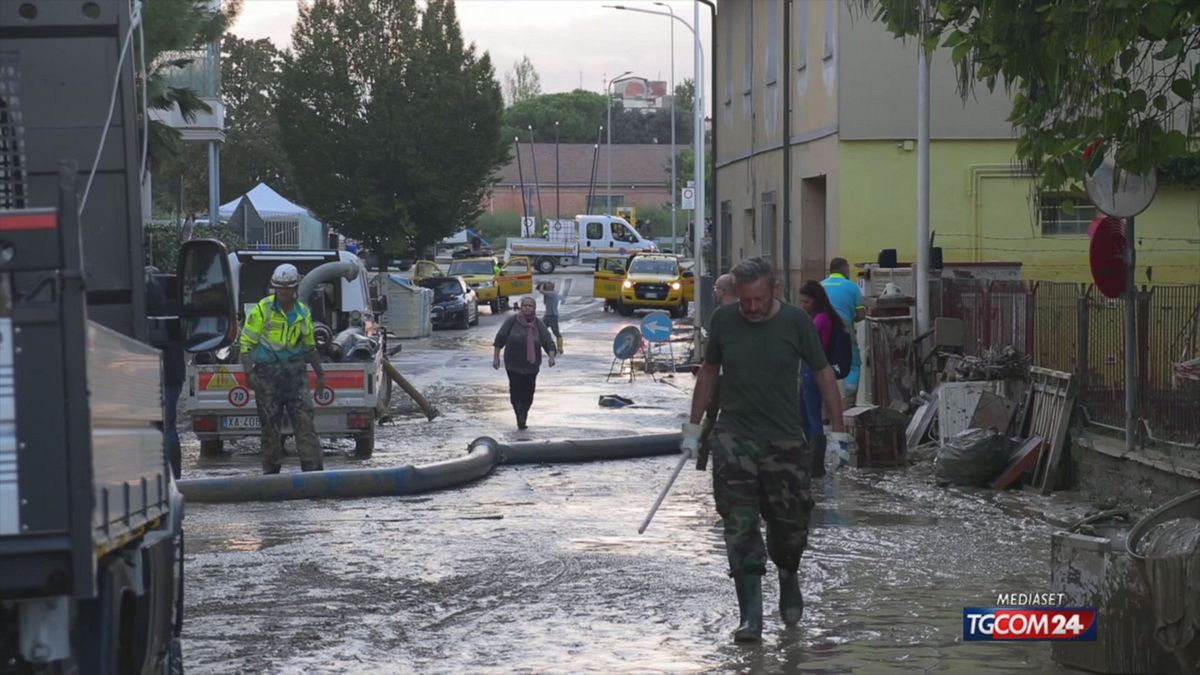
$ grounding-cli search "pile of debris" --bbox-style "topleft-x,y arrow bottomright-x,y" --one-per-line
944,345 -> 1030,382
904,352 -> 1078,492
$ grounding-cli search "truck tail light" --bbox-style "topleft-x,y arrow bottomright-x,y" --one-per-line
193,416 -> 218,432
347,413 -> 372,430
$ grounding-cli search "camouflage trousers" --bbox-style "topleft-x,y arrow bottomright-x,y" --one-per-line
252,360 -> 321,472
710,430 -> 814,577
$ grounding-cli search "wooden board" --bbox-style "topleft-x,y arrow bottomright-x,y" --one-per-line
1025,367 -> 1078,494
906,390 -> 939,450
990,436 -> 1043,490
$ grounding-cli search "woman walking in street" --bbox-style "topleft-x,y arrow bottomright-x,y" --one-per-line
493,296 -> 557,429
798,280 -> 845,476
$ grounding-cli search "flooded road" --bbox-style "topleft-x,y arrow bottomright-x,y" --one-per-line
180,273 -> 1088,673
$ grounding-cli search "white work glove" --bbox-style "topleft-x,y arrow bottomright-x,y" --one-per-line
680,422 -> 703,459
828,431 -> 852,469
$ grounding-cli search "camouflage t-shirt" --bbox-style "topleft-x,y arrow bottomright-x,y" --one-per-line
704,302 -> 829,442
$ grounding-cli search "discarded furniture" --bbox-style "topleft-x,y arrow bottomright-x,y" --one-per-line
843,405 -> 907,468
380,274 -> 433,338
863,313 -> 918,412
906,390 -> 939,450
1022,366 -> 1077,494
937,381 -> 1008,443
989,436 -> 1043,491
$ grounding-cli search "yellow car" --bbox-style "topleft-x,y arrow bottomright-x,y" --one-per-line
610,254 -> 694,318
415,256 -> 533,313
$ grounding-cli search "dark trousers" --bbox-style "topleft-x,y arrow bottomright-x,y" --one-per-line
163,383 -> 182,479
543,315 -> 561,338
506,369 -> 538,422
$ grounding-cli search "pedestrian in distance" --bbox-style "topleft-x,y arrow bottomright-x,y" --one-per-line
821,258 -> 865,405
712,273 -> 737,309
493,296 -> 557,430
693,273 -> 740,467
798,280 -> 847,478
239,264 -> 327,474
537,280 -> 564,354
682,257 -> 851,643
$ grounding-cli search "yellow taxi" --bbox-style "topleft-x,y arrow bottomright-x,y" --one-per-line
594,254 -> 694,318
415,256 -> 533,313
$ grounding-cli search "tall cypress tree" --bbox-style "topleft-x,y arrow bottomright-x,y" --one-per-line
277,0 -> 506,261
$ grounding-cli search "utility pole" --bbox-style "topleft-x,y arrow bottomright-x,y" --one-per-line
915,0 -> 932,339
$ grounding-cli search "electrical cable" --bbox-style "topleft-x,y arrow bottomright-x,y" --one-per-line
79,0 -> 141,217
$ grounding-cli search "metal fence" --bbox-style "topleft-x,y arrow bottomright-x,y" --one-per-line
937,279 -> 1200,448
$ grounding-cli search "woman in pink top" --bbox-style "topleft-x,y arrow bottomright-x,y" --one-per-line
798,281 -> 846,476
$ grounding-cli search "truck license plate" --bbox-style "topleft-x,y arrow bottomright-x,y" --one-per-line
645,292 -> 660,299
221,416 -> 261,430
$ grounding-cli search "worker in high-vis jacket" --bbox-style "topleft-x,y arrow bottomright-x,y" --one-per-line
240,263 -> 327,474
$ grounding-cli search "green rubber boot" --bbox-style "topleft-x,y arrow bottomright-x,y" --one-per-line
779,569 -> 804,625
733,575 -> 763,642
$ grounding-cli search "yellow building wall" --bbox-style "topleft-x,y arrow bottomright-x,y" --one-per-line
837,140 -> 1200,284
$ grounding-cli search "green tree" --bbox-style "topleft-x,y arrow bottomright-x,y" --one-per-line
220,36 -> 293,200
676,142 -> 714,211
502,90 -> 608,143
277,0 -> 507,263
856,0 -> 1200,189
674,78 -> 695,114
504,54 -> 542,106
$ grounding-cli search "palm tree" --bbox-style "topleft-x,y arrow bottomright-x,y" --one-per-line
140,0 -> 239,164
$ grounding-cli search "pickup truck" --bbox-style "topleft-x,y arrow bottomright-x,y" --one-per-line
593,253 -> 695,318
186,249 -> 389,457
506,215 -> 657,274
414,255 -> 533,313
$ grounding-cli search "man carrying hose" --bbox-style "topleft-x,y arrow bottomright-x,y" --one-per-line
681,257 -> 849,642
240,263 -> 327,474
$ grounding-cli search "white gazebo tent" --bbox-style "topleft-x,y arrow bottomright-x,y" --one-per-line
219,183 -> 326,249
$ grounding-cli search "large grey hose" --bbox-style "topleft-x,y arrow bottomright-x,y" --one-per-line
298,260 -> 360,307
178,433 -> 682,503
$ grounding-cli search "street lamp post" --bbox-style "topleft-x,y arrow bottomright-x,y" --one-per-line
654,2 -> 678,253
606,3 -> 704,330
554,121 -> 561,221
605,71 -> 633,215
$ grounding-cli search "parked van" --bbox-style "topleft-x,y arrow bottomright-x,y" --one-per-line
506,215 -> 657,274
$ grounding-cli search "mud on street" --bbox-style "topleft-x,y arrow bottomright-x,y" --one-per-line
180,273 -> 1088,674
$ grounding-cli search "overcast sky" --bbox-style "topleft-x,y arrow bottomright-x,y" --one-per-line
232,0 -> 714,108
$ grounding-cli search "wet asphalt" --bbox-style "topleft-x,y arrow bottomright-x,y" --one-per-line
179,272 -> 1092,674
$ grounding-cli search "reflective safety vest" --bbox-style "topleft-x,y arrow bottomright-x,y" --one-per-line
239,295 -> 316,363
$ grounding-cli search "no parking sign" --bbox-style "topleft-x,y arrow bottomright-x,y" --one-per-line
681,187 -> 695,210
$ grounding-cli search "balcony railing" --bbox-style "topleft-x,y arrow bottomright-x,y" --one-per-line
156,45 -> 220,99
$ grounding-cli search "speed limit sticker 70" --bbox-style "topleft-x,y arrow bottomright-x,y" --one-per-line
228,386 -> 250,407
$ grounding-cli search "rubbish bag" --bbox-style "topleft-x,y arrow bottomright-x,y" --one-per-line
935,428 -> 1015,487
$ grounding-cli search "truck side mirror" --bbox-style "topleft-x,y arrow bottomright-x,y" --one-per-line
176,239 -> 237,353
372,296 -> 388,313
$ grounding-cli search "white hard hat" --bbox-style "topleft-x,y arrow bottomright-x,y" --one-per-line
881,282 -> 904,299
271,263 -> 300,288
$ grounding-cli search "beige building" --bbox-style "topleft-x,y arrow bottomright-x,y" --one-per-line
714,0 -> 1200,290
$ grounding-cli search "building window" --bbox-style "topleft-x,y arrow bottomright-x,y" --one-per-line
765,0 -> 779,86
744,1 -> 753,95
745,207 -> 756,244
823,0 -> 836,60
761,192 -> 777,262
720,201 -> 733,273
796,0 -> 808,71
1040,194 -> 1097,236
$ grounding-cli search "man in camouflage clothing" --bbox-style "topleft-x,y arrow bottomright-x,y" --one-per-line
240,264 -> 327,474
681,257 -> 850,642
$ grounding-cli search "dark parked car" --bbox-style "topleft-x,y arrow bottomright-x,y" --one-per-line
419,276 -> 479,330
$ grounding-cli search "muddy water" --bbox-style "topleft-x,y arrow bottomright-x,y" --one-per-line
180,274 -> 1082,673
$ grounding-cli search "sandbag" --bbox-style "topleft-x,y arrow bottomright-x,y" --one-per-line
935,427 -> 1015,487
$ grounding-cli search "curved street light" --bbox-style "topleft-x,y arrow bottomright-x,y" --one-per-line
605,70 -> 634,215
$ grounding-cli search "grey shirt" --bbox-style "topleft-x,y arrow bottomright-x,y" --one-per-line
494,315 -> 556,374
541,289 -> 560,317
